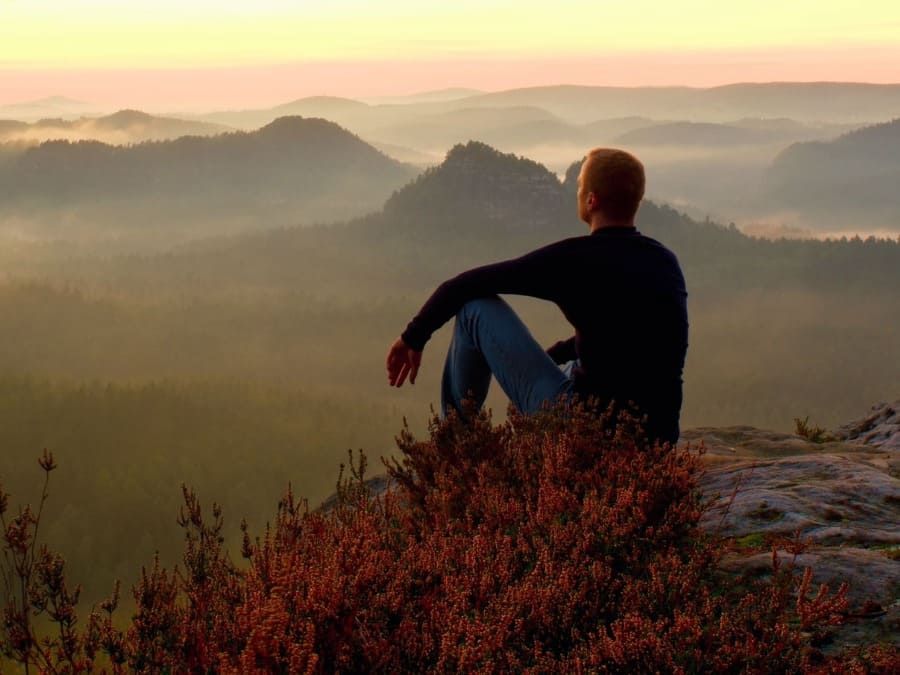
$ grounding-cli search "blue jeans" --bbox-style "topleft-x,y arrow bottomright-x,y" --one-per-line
441,296 -> 576,418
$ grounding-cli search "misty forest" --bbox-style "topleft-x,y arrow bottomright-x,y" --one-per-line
1,84 -> 898,669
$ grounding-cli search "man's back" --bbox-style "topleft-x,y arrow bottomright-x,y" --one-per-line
547,227 -> 688,443
400,226 -> 688,443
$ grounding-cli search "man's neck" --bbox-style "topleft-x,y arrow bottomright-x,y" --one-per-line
589,217 -> 635,234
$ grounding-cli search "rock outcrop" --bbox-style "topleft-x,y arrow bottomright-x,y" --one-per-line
686,399 -> 899,654
835,400 -> 900,453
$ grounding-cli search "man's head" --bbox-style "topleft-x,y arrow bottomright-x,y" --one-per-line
577,148 -> 645,228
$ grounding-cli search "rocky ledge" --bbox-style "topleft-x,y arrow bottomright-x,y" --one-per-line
686,400 -> 899,654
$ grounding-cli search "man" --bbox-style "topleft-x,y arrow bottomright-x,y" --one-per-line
385,148 -> 688,445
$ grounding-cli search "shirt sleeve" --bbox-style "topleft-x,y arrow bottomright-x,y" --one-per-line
400,240 -> 570,351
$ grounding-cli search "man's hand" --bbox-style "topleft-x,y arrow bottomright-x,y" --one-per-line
386,337 -> 422,387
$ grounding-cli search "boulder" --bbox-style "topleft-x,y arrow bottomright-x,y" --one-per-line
835,400 -> 900,453
686,399 -> 899,654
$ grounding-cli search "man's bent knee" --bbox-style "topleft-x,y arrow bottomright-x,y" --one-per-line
455,296 -> 513,341
456,295 -> 505,322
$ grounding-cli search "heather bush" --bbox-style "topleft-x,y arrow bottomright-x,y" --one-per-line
3,403 -> 898,673
0,450 -> 124,673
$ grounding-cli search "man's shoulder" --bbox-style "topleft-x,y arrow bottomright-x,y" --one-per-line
554,230 -> 675,254
532,230 -> 680,264
634,232 -> 683,264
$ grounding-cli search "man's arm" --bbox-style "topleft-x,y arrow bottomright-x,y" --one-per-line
546,336 -> 577,365
400,241 -> 569,352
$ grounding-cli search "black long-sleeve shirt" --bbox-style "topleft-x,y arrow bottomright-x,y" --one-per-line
401,226 -> 689,443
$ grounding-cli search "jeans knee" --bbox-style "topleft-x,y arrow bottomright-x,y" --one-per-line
457,295 -> 504,323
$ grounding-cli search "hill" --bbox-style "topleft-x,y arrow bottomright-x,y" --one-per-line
0,95 -> 99,121
0,115 -> 420,244
462,82 -> 900,124
764,117 -> 900,230
363,86 -> 486,105
616,121 -> 799,147
367,106 -> 579,153
0,109 -> 231,145
201,95 -> 374,132
380,141 -> 568,233
581,116 -> 657,139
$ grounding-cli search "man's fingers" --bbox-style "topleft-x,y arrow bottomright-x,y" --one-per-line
387,343 -> 407,384
407,349 -> 422,385
386,350 -> 398,375
386,354 -> 400,384
395,362 -> 410,387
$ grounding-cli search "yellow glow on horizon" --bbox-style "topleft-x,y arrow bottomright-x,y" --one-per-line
2,0 -> 899,69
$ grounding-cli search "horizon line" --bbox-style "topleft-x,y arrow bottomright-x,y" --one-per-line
5,78 -> 900,112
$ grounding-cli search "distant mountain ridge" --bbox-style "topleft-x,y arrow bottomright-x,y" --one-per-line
363,87 -> 485,105
0,109 -> 230,145
0,115 -> 419,242
614,121 -> 821,147
269,96 -> 369,117
0,96 -> 99,122
188,86 -> 880,185
197,83 -> 900,134
765,117 -> 900,228
462,82 -> 900,124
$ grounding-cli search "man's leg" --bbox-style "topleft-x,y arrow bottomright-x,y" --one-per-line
441,296 -> 573,417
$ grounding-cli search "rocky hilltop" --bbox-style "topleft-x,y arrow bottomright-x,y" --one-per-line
689,399 -> 899,653
382,141 -> 568,231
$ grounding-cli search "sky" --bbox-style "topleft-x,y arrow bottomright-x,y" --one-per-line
2,0 -> 899,110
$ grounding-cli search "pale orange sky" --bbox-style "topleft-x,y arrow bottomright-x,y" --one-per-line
2,1 -> 899,110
